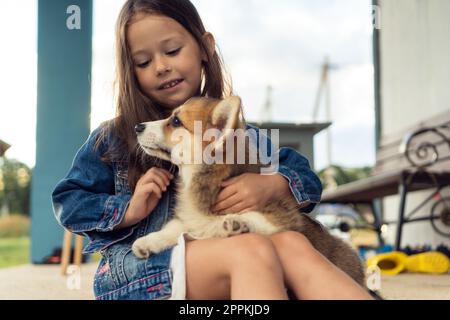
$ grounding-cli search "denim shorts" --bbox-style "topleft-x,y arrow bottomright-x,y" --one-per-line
93,240 -> 172,300
93,228 -> 188,300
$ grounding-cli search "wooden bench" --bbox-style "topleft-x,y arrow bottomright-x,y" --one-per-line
321,111 -> 450,250
60,230 -> 84,275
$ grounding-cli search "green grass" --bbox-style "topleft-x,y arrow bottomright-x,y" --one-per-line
0,237 -> 30,269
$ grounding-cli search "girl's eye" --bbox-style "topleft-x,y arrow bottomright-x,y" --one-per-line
171,116 -> 183,128
167,48 -> 181,56
136,61 -> 150,68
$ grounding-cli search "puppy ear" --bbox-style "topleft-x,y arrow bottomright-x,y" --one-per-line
210,96 -> 245,155
211,96 -> 242,131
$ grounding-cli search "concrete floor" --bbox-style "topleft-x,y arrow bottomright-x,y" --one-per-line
0,263 -> 97,300
0,263 -> 449,300
378,273 -> 450,300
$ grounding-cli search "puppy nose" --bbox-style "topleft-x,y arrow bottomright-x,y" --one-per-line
135,123 -> 146,134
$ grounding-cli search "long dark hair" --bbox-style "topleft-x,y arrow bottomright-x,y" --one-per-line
95,0 -> 232,190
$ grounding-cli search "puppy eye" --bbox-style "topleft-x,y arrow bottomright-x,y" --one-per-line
171,116 -> 183,128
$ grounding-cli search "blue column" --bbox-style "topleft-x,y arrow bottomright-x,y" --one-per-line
31,0 -> 92,263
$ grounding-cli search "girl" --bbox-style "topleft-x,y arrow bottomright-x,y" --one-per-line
52,0 -> 372,300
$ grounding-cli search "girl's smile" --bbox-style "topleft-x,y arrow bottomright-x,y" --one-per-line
158,78 -> 184,91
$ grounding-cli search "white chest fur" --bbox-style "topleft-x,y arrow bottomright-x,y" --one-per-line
175,166 -> 219,239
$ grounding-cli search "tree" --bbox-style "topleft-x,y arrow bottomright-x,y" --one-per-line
0,158 -> 31,216
318,165 -> 372,190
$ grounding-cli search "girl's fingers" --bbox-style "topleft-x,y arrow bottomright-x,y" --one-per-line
143,173 -> 167,192
214,185 -> 238,205
140,168 -> 171,188
221,176 -> 239,187
140,182 -> 163,199
217,201 -> 245,215
156,168 -> 174,181
212,193 -> 242,214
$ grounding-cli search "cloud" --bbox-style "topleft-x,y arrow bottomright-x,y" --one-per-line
191,0 -> 375,170
314,122 -> 376,170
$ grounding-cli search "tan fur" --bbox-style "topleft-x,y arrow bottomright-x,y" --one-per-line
132,96 -> 366,287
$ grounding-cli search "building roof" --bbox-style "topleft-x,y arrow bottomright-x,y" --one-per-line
248,121 -> 332,135
0,139 -> 11,157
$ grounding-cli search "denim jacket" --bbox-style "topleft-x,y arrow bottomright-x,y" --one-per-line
52,122 -> 322,299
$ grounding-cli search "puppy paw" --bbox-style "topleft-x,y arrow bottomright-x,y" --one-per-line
132,238 -> 152,259
223,215 -> 249,236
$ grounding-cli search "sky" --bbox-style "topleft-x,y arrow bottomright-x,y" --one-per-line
0,0 -> 375,171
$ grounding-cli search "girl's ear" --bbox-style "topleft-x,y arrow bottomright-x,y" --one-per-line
201,32 -> 216,62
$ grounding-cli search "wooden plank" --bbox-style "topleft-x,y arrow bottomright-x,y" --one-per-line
322,171 -> 402,202
377,123 -> 450,161
73,235 -> 84,267
375,129 -> 450,174
322,111 -> 450,204
322,170 -> 450,203
60,231 -> 72,276
379,109 -> 450,147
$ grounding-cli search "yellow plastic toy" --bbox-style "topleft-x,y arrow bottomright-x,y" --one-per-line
405,252 -> 450,274
367,251 -> 408,276
367,251 -> 450,275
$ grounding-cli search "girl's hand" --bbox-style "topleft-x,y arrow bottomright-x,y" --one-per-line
210,173 -> 291,215
116,168 -> 174,229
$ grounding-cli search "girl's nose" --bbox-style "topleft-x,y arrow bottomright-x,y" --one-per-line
155,57 -> 171,76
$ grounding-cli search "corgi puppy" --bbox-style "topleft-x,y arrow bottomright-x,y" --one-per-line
132,96 -> 365,286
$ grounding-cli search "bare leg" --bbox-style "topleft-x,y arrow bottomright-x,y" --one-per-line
270,231 -> 373,300
185,233 -> 288,300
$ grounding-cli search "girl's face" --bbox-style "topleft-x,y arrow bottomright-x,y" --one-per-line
128,14 -> 210,110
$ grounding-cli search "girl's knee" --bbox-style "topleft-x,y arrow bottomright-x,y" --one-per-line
270,231 -> 316,258
229,233 -> 280,268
